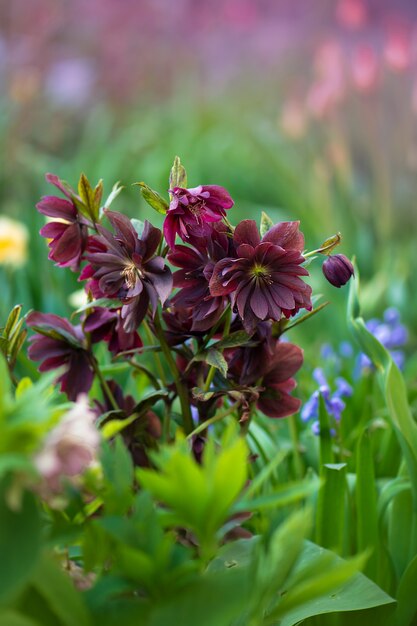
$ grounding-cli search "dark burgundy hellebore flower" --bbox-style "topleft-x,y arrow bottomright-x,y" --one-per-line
37,174 -> 89,271
163,185 -> 234,248
80,211 -> 172,332
257,342 -> 304,418
210,220 -> 312,332
322,254 -> 355,288
168,225 -> 232,332
83,307 -> 142,355
27,312 -> 94,401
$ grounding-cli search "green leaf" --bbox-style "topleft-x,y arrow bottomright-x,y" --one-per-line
260,211 -> 274,237
392,552 -> 417,626
78,173 -> 101,223
206,349 -> 228,378
0,611 -> 41,626
4,305 -> 22,340
356,431 -> 379,580
274,542 -> 394,626
103,181 -> 124,210
234,477 -> 320,513
71,298 -> 121,318
134,182 -> 169,215
0,484 -> 42,603
31,553 -> 91,626
169,156 -> 187,190
316,463 -> 347,554
101,437 -> 134,515
211,330 -> 251,350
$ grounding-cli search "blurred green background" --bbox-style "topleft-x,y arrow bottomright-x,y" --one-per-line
1,0 -> 417,351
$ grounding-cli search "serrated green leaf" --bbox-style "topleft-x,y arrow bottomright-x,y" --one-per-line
169,156 -> 187,190
4,305 -> 22,340
103,181 -> 124,210
212,330 -> 251,350
206,349 -> 228,378
135,182 -> 169,215
191,388 -> 216,402
71,297 -> 121,318
260,211 -> 274,237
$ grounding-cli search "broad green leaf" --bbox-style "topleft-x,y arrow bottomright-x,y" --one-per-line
169,156 -> 187,190
0,611 -> 41,626
260,211 -> 274,237
31,553 -> 91,626
275,542 -> 394,626
134,182 -> 169,215
391,552 -> 417,626
0,484 -> 42,602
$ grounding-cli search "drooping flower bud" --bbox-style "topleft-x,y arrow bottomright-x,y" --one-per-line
322,254 -> 354,288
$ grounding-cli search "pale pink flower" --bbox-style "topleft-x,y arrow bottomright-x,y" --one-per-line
350,44 -> 379,92
336,0 -> 367,30
35,395 -> 100,492
384,21 -> 412,72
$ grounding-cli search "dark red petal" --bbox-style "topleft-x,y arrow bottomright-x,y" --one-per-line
258,386 -> 301,418
265,342 -> 304,381
250,285 -> 269,320
105,210 -> 138,251
201,185 -> 234,209
142,221 -> 162,261
37,196 -> 76,220
40,221 -> 68,240
262,221 -> 304,251
209,259 -> 237,296
234,220 -> 261,248
45,173 -> 74,199
49,223 -> 82,265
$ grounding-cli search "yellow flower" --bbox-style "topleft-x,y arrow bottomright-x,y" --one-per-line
0,216 -> 29,268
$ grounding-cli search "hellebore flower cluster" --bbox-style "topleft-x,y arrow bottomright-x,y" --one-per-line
209,220 -> 312,332
26,161 -> 354,470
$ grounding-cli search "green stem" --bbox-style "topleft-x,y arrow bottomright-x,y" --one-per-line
91,358 -> 119,412
187,402 -> 239,439
127,358 -> 161,390
288,414 -> 303,480
153,310 -> 193,434
143,320 -> 167,386
203,307 -> 232,392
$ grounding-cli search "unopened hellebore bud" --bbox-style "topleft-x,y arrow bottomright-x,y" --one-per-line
322,254 -> 354,288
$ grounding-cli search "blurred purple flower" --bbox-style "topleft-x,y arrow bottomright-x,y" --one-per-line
45,58 -> 95,108
163,185 -> 234,249
210,219 -> 312,332
27,312 -> 94,401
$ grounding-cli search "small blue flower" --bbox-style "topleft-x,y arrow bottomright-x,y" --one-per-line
339,341 -> 354,358
301,390 -> 319,422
